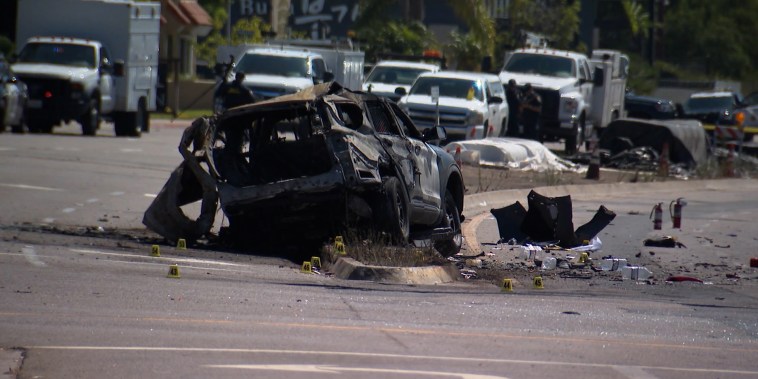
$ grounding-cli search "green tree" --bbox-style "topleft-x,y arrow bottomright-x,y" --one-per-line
499,0 -> 583,52
663,0 -> 756,79
357,20 -> 437,63
355,0 -> 496,68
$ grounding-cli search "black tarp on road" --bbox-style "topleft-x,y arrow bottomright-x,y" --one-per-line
599,118 -> 708,168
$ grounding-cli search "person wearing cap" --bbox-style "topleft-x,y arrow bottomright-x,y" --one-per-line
519,83 -> 542,141
217,71 -> 257,111
505,79 -> 522,137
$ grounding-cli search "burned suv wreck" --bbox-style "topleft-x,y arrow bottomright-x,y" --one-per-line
144,82 -> 465,256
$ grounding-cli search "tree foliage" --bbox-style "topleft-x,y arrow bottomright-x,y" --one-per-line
663,0 -> 756,79
356,20 -> 437,63
500,0 -> 583,52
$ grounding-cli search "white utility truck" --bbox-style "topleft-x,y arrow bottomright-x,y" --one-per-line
13,0 -> 160,136
499,47 -> 627,153
215,41 -> 364,105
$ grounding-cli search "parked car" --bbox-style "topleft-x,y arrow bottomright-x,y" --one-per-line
0,53 -> 27,133
397,71 -> 508,140
362,60 -> 440,102
144,82 -> 465,257
624,91 -> 677,120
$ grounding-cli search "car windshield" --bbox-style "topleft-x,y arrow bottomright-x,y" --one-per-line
503,53 -> 575,78
409,77 -> 484,101
366,66 -> 431,85
685,96 -> 735,111
236,53 -> 308,78
17,42 -> 96,68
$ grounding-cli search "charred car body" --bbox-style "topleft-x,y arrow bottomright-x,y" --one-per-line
144,82 -> 465,256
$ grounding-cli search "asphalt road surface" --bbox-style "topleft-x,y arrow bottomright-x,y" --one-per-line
1,120 -> 757,378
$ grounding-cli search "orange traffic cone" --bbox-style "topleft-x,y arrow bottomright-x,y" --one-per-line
658,142 -> 670,177
723,143 -> 736,177
585,136 -> 600,180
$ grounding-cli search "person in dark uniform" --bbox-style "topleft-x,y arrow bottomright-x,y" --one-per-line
505,79 -> 522,137
216,71 -> 256,111
519,83 -> 542,141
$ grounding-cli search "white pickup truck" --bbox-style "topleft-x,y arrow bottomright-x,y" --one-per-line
499,48 -> 627,154
12,0 -> 160,136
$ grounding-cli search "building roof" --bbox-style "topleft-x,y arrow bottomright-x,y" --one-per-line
165,0 -> 211,27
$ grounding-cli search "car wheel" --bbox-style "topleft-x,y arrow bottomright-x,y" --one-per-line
376,176 -> 410,244
434,190 -> 463,257
80,98 -> 99,136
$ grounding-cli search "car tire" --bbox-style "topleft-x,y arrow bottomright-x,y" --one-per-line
376,176 -> 410,244
80,98 -> 100,136
434,189 -> 463,257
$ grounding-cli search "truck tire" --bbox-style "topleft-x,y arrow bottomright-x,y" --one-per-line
565,115 -> 586,155
375,177 -> 410,244
139,97 -> 150,133
80,98 -> 100,136
114,111 -> 143,137
434,189 -> 463,257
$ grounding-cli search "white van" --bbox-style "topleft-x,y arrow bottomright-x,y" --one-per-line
397,71 -> 508,140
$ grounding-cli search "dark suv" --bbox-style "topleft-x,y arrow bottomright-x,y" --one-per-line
144,82 -> 466,256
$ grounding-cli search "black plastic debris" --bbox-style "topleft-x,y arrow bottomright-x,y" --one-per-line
490,190 -> 616,248
521,191 -> 576,246
575,205 -> 616,243
490,202 -> 528,243
643,236 -> 686,248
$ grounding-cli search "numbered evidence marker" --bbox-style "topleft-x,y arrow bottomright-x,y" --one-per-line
176,238 -> 187,249
301,261 -> 313,274
167,264 -> 180,278
533,276 -> 544,289
150,245 -> 161,257
311,256 -> 322,270
501,278 -> 514,292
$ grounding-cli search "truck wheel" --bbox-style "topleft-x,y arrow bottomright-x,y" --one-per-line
80,98 -> 100,136
434,190 -> 463,257
139,97 -> 150,133
114,111 -> 142,137
375,177 -> 410,244
565,116 -> 586,155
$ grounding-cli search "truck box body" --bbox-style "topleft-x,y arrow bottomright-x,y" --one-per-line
15,0 -> 160,120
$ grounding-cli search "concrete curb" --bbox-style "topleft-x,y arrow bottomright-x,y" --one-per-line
331,257 -> 459,285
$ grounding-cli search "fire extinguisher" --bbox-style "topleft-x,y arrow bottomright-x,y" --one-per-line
650,202 -> 663,230
670,198 -> 687,229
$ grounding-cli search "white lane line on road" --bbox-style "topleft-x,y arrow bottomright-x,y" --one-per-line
68,248 -> 249,268
86,198 -> 100,203
0,183 -> 63,191
120,148 -> 143,153
144,193 -> 157,198
61,208 -> 76,214
614,365 -> 661,379
27,346 -> 758,376
0,147 -> 15,151
110,191 -> 125,196
22,246 -> 46,267
205,364 -> 509,378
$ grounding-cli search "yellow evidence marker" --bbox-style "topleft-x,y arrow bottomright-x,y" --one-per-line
167,264 -> 180,278
150,245 -> 161,257
501,278 -> 514,292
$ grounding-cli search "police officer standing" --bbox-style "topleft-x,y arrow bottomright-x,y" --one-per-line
216,72 -> 257,111
519,83 -> 542,141
505,79 -> 522,137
